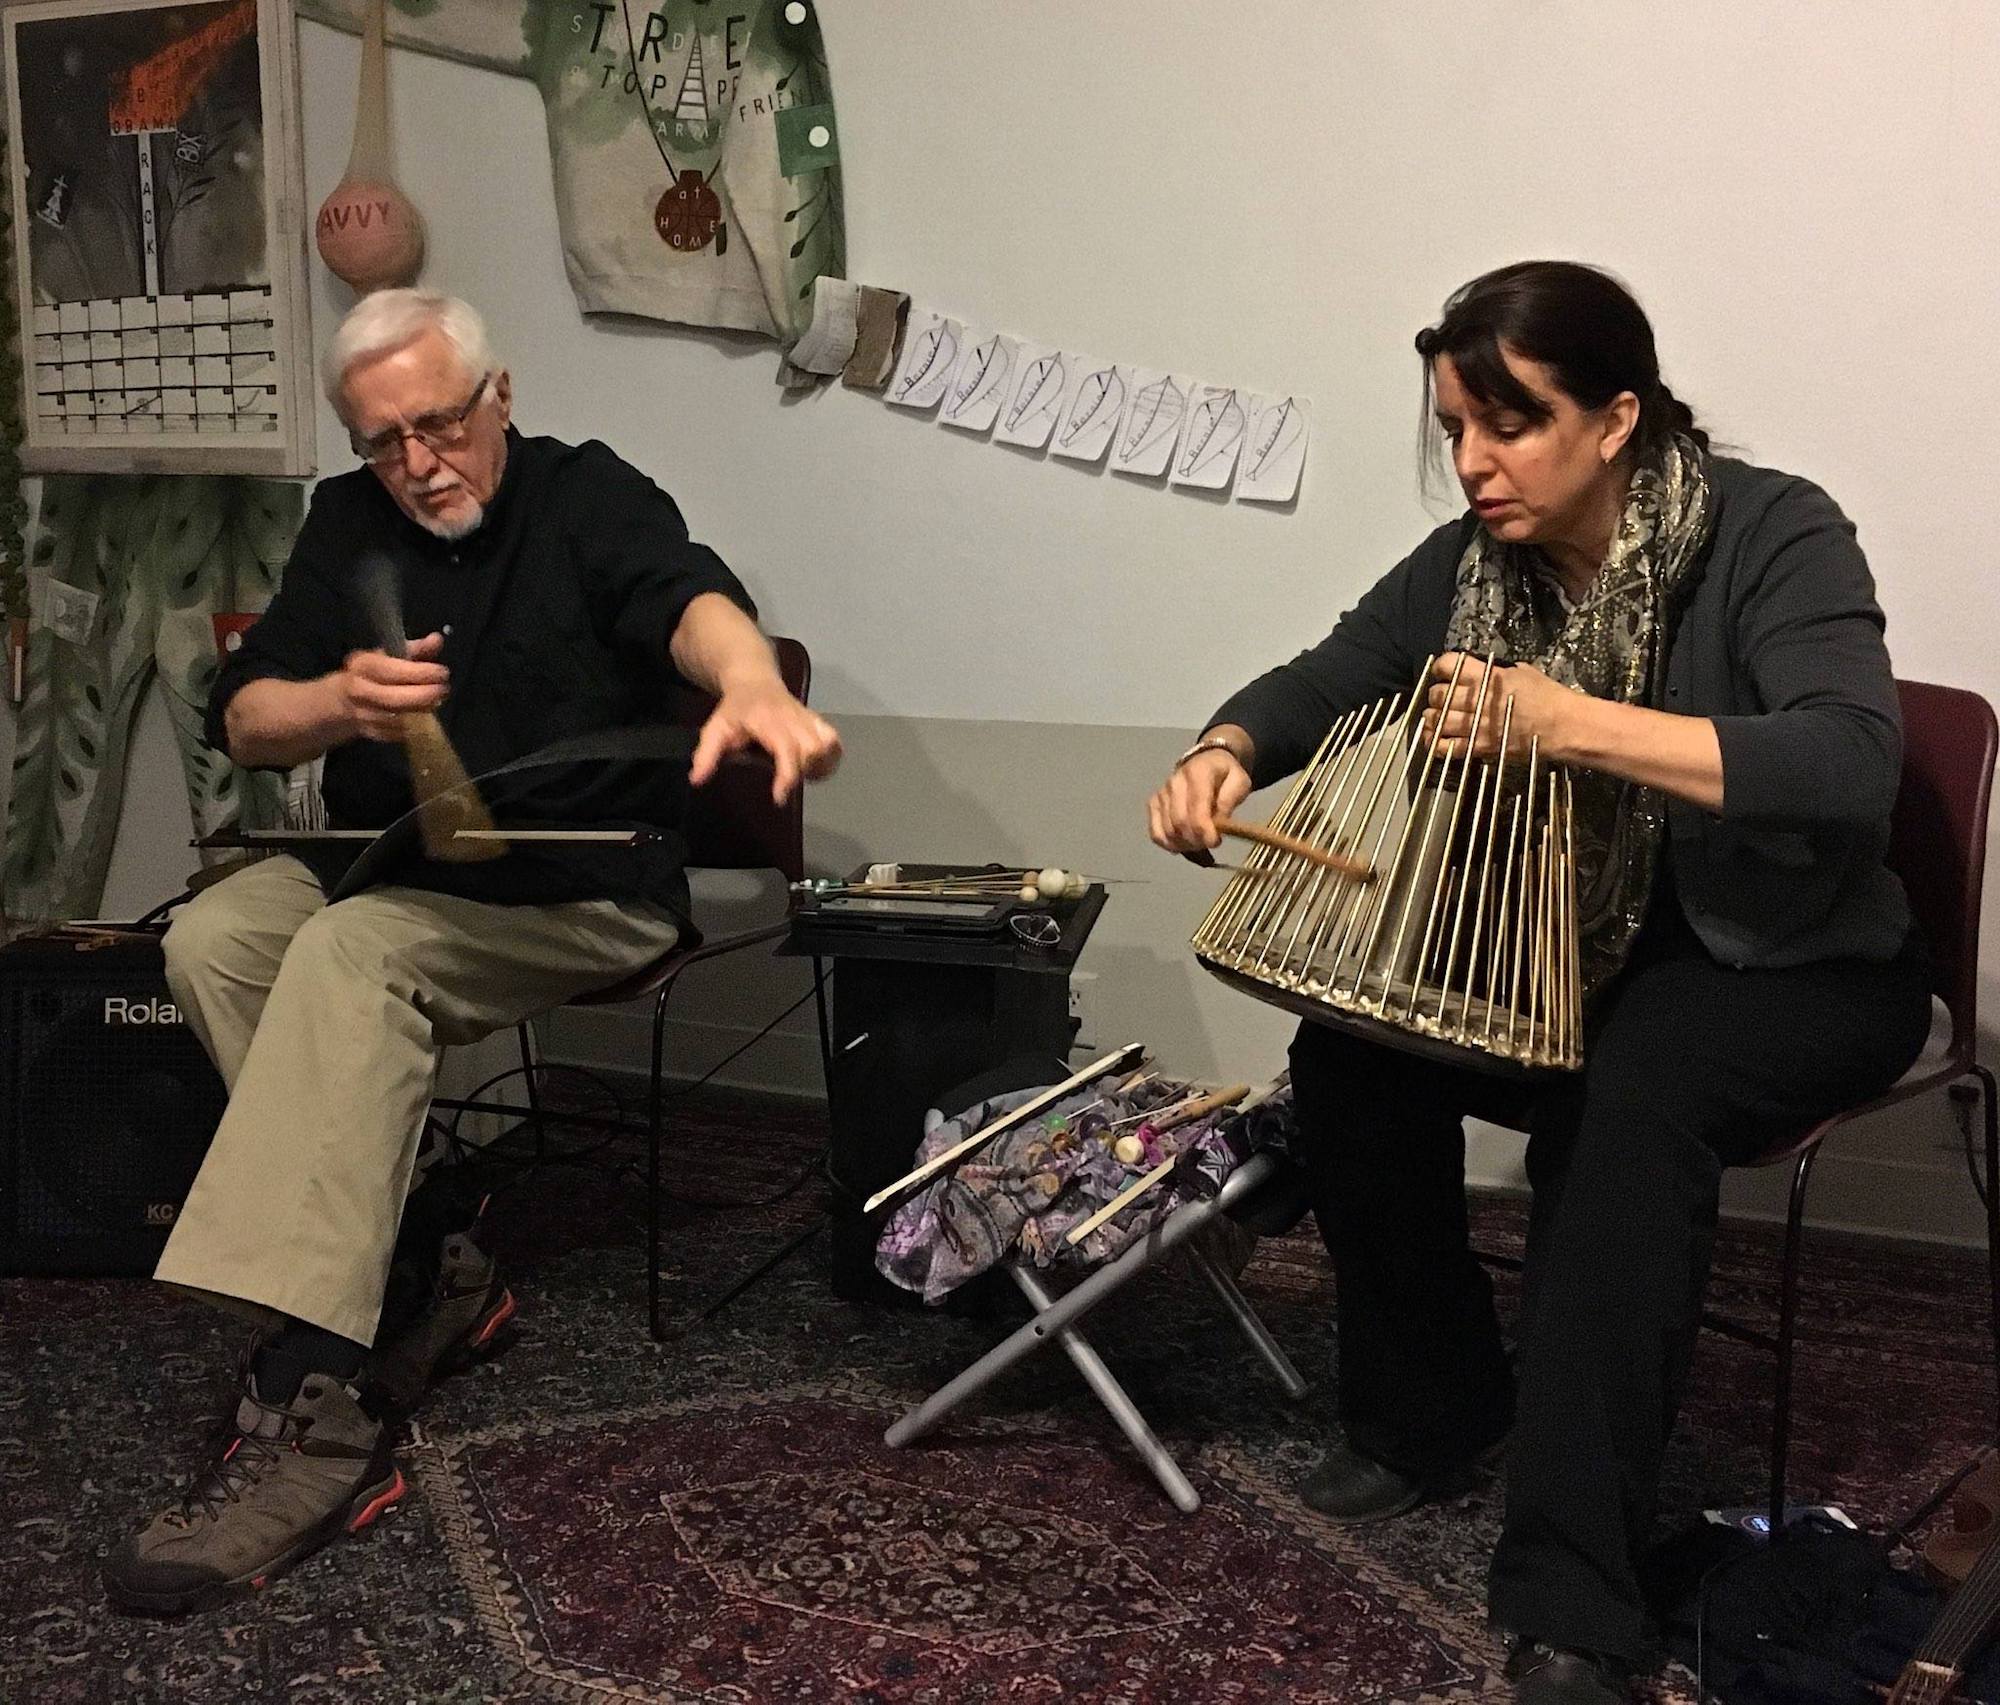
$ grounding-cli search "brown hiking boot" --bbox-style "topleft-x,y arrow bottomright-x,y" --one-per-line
104,1373 -> 404,1615
365,1229 -> 516,1411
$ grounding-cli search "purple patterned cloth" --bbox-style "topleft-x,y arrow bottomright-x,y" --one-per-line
875,1072 -> 1293,1304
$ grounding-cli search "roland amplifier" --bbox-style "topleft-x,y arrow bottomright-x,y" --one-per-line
0,930 -> 226,1276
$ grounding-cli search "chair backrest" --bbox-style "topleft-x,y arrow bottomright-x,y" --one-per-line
1887,679 -> 1998,1064
663,636 -> 812,884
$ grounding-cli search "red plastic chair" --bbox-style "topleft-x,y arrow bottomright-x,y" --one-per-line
1724,679 -> 1999,1529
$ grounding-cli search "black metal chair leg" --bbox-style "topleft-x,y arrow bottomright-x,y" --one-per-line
1769,1146 -> 1820,1533
1978,1063 -> 2000,1445
695,1215 -> 829,1325
648,983 -> 670,1342
518,1021 -> 547,1165
811,955 -> 834,1099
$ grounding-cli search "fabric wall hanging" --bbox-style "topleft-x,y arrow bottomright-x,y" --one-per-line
298,0 -> 843,342
3,474 -> 300,923
0,128 -> 31,692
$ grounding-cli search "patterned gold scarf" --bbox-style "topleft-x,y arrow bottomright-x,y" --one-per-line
1442,434 -> 1714,998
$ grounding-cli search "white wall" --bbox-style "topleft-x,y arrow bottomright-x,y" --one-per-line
65,1 -> 2000,1241
297,0 -> 2000,729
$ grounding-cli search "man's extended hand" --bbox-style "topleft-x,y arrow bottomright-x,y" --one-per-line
336,631 -> 449,741
688,679 -> 842,803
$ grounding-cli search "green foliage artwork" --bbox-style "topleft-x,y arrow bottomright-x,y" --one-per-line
2,475 -> 302,923
0,129 -> 26,622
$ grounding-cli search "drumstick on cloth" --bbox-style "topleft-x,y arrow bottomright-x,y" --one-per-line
354,552 -> 502,863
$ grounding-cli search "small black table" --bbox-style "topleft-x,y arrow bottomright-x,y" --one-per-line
782,867 -> 1107,1298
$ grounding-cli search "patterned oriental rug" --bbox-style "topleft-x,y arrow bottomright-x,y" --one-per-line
1,1090 -> 1992,1703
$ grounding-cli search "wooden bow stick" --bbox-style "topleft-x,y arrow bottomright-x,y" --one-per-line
1214,815 -> 1375,882
1065,1077 -> 1277,1246
862,1043 -> 1147,1215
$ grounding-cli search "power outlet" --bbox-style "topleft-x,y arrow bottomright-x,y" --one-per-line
1068,971 -> 1100,1046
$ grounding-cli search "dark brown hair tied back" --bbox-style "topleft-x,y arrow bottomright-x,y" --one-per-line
1414,261 -> 1708,492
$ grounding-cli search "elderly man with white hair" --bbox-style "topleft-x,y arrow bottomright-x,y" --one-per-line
103,290 -> 840,1614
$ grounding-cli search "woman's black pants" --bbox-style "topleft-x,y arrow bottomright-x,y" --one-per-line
1285,910 -> 1931,1664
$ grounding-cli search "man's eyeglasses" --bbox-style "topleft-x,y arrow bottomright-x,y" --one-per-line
349,373 -> 492,465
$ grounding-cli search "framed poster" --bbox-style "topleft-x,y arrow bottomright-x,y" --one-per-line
2,0 -> 314,475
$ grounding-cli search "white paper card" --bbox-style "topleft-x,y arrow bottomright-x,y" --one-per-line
1110,370 -> 1193,477
1050,359 -> 1131,464
1171,385 -> 1248,490
885,309 -> 963,410
1235,394 -> 1310,504
41,579 -> 101,644
939,329 -> 1020,433
993,344 -> 1067,449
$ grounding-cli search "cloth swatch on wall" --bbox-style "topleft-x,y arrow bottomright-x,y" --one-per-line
0,128 -> 26,707
786,276 -> 859,375
2,475 -> 298,924
839,286 -> 908,390
298,0 -> 843,343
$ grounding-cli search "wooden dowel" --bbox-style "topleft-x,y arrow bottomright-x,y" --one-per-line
1150,1082 -> 1251,1134
1067,1154 -> 1178,1245
1214,816 -> 1375,882
1065,1077 -> 1277,1245
862,1043 -> 1146,1214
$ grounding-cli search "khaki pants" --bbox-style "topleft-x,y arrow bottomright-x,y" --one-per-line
154,855 -> 680,1345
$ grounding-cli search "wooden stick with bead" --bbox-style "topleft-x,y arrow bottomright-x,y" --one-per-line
1065,1078 -> 1274,1246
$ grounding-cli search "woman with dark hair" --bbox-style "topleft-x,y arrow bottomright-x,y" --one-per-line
1148,260 -> 1931,1704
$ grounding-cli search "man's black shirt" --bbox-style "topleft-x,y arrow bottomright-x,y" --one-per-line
208,428 -> 756,918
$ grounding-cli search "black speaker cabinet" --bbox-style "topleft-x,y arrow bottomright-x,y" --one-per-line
0,931 -> 226,1276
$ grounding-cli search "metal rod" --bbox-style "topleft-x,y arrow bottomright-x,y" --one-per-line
1316,684 -> 1429,980
1484,791 -> 1526,1051
1188,1243 -> 1310,1400
1346,657 -> 1455,1001
1445,693 -> 1515,1036
1297,692 -> 1416,984
1008,1265 -> 1202,1514
1505,739 -> 1543,1059
1434,767 -> 1491,1034
1403,655 -> 1498,1021
1376,653 -> 1479,1015
1564,778 -> 1580,1062
1195,715 -> 1349,949
1237,707 -> 1368,972
1253,704 -> 1381,981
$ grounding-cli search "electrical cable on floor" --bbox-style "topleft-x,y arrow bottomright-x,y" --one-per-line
1961,1104 -> 1990,1210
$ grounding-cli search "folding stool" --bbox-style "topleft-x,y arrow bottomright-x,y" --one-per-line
883,1150 -> 1309,1513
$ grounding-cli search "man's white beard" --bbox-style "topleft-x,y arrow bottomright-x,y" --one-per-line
420,504 -> 484,541
412,479 -> 483,541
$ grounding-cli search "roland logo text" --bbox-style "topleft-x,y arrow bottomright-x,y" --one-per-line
103,995 -> 183,1025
